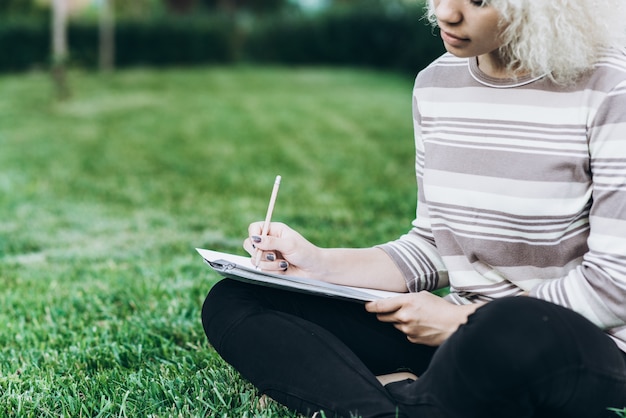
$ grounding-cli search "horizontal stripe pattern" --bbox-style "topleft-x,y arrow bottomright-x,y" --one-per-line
378,50 -> 626,352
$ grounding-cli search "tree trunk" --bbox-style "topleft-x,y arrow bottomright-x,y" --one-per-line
99,0 -> 115,72
51,0 -> 70,100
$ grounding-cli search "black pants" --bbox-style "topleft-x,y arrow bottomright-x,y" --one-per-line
202,279 -> 626,418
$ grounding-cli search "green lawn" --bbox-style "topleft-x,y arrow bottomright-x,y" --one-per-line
0,66 -> 418,417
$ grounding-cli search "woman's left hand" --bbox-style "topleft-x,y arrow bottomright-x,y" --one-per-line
365,291 -> 483,346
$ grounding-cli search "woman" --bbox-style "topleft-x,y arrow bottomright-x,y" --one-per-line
202,0 -> 626,416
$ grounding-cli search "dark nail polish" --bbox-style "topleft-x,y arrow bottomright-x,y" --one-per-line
266,253 -> 275,261
251,235 -> 262,243
279,261 -> 288,270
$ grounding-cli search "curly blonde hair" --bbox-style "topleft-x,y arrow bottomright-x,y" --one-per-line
426,0 -> 626,84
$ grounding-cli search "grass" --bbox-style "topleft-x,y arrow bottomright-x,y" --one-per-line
2,66 -> 624,418
0,65 -> 418,417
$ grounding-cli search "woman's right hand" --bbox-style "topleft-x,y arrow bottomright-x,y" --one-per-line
243,222 -> 323,278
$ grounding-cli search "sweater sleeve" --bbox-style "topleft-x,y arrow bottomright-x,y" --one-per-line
376,93 -> 449,292
531,79 -> 626,330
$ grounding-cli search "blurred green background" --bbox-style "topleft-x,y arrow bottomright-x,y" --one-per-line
0,1 -> 451,416
1,0 -> 443,75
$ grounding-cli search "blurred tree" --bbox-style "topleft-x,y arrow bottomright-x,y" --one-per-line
329,0 -> 422,8
0,0 -> 37,14
99,0 -> 114,71
112,0 -> 166,19
337,0 -> 419,3
51,0 -> 70,99
0,0 -> 49,17
188,0 -> 290,14
164,0 -> 194,13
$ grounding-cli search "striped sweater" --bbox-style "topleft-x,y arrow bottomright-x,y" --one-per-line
378,50 -> 626,352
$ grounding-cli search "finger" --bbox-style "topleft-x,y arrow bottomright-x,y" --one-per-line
365,297 -> 403,314
243,238 -> 255,256
265,221 -> 288,237
248,221 -> 265,237
249,221 -> 288,239
374,312 -> 399,324
250,233 -> 291,255
264,252 -> 276,262
243,238 -> 271,267
257,259 -> 290,273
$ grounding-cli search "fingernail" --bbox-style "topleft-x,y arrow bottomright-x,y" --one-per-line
251,235 -> 262,243
279,261 -> 288,270
266,253 -> 275,261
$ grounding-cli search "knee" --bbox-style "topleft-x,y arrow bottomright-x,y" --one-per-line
201,280 -> 226,348
201,279 -> 229,327
448,297 -> 579,384
201,279 -> 256,350
465,296 -> 558,343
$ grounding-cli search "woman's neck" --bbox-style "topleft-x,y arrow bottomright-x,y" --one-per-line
477,51 -> 528,79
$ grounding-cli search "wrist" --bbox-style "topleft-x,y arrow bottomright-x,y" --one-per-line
309,247 -> 337,281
